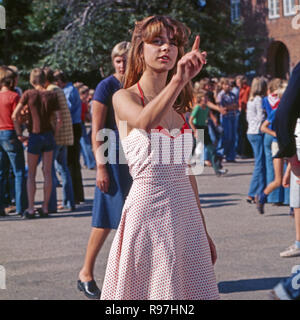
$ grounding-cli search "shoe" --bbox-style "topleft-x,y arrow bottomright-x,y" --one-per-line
22,210 -> 35,219
280,244 -> 300,258
57,204 -> 65,210
204,160 -> 212,167
5,205 -> 16,214
246,196 -> 255,204
77,279 -> 101,300
255,195 -> 265,214
37,208 -> 49,218
216,169 -> 228,177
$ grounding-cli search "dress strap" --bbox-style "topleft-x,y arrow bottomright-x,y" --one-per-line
137,82 -> 145,107
179,113 -> 186,122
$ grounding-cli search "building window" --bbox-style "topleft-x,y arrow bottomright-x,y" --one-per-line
231,0 -> 241,22
268,0 -> 280,19
283,0 -> 297,16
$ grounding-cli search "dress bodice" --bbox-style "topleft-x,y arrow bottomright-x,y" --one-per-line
121,126 -> 193,182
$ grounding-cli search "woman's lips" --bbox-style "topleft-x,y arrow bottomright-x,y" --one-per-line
158,55 -> 170,62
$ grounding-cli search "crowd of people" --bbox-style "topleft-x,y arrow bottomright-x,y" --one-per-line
189,75 -> 292,208
1,14 -> 300,300
0,65 -> 96,217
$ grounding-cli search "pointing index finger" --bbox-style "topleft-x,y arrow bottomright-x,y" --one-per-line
192,35 -> 200,51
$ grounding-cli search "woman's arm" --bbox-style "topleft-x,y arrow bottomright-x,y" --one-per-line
91,100 -> 108,160
114,76 -> 189,132
11,102 -> 25,137
91,100 -> 110,193
188,115 -> 197,134
260,119 -> 276,137
189,174 -> 208,234
282,162 -> 291,188
206,100 -> 226,115
114,36 -> 206,133
189,174 -> 217,265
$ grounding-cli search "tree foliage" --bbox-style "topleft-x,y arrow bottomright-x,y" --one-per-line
0,0 -> 258,86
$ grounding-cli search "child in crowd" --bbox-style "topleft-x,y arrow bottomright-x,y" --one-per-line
189,90 -> 227,176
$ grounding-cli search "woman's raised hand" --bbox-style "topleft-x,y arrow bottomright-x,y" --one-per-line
175,35 -> 207,84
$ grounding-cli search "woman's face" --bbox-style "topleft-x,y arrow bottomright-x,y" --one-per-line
113,55 -> 126,75
142,27 -> 179,73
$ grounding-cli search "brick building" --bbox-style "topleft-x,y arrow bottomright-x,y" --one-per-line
234,0 -> 300,78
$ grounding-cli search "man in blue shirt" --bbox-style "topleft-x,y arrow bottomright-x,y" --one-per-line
54,70 -> 84,204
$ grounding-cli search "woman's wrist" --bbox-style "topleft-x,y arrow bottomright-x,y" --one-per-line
171,74 -> 187,89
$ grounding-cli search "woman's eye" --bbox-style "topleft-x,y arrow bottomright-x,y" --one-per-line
153,39 -> 162,45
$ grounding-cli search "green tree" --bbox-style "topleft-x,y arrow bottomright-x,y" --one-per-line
1,0 -> 258,86
0,0 -> 33,67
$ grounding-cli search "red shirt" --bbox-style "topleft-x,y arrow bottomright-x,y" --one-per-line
81,102 -> 88,122
238,85 -> 250,111
0,90 -> 20,131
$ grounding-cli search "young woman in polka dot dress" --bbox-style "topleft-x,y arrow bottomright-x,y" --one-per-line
100,15 -> 220,300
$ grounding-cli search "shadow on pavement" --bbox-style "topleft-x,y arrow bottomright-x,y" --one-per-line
218,277 -> 286,294
199,193 -> 242,197
199,193 -> 240,208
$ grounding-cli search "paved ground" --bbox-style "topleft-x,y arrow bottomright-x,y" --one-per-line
0,157 -> 298,300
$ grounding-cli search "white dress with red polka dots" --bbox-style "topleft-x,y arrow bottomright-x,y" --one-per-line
100,122 -> 220,300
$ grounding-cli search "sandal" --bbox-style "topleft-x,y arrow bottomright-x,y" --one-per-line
246,197 -> 256,204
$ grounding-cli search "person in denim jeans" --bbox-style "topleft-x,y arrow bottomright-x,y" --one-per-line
12,68 -> 62,218
79,85 -> 96,170
246,77 -> 267,204
217,78 -> 239,162
0,66 -> 27,216
43,67 -> 75,212
256,82 -> 289,214
54,70 -> 84,204
262,78 -> 285,204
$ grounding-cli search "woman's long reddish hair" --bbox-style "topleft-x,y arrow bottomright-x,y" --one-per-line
124,16 -> 194,113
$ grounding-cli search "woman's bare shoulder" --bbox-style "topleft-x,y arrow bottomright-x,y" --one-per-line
113,85 -> 141,107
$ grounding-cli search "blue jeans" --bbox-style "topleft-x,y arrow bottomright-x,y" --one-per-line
218,114 -> 236,161
0,130 -> 27,214
48,145 -> 75,211
235,110 -> 241,153
247,134 -> 266,197
80,123 -> 95,169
